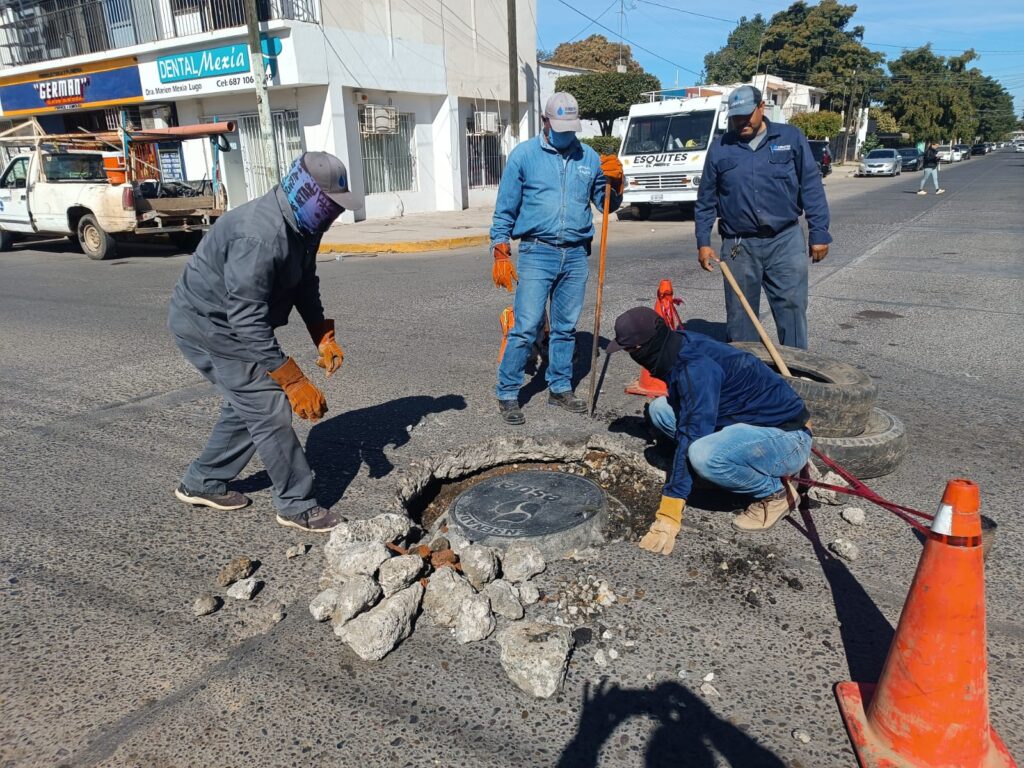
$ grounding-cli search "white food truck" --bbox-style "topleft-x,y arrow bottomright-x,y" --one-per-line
618,86 -> 785,219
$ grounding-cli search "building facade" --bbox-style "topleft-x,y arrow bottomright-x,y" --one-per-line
0,0 -> 537,220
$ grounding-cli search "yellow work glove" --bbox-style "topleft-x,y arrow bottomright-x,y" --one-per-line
600,154 -> 625,194
307,319 -> 344,376
268,357 -> 328,421
491,242 -> 518,292
639,496 -> 685,556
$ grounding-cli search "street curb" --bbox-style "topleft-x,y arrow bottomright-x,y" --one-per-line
318,234 -> 489,255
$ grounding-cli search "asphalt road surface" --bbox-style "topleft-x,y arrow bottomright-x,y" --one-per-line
2,151 -> 1022,767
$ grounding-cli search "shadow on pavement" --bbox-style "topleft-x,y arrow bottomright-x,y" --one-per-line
518,330 -> 599,406
786,501 -> 896,682
683,318 -> 729,342
298,394 -> 467,507
557,680 -> 786,768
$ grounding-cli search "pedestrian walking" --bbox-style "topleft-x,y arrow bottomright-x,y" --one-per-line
695,85 -> 831,350
168,151 -> 360,533
918,141 -> 945,195
489,92 -> 624,425
608,306 -> 812,555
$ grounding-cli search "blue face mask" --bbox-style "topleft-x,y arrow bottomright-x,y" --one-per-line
548,128 -> 577,150
280,155 -> 343,235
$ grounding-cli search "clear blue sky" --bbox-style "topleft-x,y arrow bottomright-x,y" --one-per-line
537,0 -> 1024,117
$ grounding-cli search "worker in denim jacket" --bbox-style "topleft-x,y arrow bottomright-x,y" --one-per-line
489,92 -> 623,425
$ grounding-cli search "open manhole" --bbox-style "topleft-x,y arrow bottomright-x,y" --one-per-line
447,470 -> 608,557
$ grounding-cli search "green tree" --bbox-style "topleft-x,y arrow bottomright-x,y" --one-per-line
555,71 -> 662,135
703,15 -> 767,83
970,74 -> 1016,141
882,46 -> 979,142
789,110 -> 843,138
869,107 -> 899,133
549,34 -> 643,73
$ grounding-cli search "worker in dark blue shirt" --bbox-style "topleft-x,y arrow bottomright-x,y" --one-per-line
608,306 -> 812,555
695,85 -> 831,350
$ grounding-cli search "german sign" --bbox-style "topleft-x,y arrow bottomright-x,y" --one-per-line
0,57 -> 143,117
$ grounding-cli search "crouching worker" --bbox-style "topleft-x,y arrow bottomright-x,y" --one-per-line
167,151 -> 361,533
608,307 -> 812,555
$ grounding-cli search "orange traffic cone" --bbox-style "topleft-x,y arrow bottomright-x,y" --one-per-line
625,279 -> 684,398
497,306 -> 514,363
835,478 -> 1016,768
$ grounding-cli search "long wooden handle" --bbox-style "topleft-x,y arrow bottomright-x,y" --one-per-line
588,182 -> 613,416
719,259 -> 792,378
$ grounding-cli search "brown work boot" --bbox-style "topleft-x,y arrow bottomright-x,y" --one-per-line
732,480 -> 799,533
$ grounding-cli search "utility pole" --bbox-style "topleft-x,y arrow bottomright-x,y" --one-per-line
506,0 -> 519,141
243,0 -> 280,186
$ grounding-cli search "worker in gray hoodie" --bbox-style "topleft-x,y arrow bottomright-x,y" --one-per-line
167,151 -> 360,533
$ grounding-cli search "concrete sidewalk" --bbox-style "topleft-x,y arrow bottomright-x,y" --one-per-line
319,207 -> 493,255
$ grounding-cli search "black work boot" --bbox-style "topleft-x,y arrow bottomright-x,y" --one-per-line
276,506 -> 345,533
175,484 -> 251,511
548,390 -> 587,414
498,399 -> 525,425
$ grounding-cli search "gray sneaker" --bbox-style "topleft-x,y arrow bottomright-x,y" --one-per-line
175,484 -> 250,511
548,391 -> 587,414
276,506 -> 345,533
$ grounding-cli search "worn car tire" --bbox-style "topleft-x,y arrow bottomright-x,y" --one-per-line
813,407 -> 907,479
0,228 -> 16,252
78,214 -> 116,260
731,342 -> 877,437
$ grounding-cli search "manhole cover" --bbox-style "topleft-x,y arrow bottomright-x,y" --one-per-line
448,470 -> 607,556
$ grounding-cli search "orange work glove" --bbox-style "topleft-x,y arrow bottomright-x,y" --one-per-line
600,154 -> 625,194
268,357 -> 328,421
307,318 -> 344,376
491,242 -> 518,292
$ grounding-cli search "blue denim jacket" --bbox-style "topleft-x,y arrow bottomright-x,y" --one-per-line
489,134 -> 621,246
695,120 -> 831,248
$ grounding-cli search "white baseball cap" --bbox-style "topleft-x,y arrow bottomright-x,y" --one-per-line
544,92 -> 583,132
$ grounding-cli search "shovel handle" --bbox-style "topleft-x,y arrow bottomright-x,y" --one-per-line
718,259 -> 792,378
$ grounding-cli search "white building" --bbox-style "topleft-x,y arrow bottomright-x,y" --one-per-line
747,74 -> 825,120
0,0 -> 537,220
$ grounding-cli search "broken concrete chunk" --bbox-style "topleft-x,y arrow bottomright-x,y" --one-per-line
378,554 -> 424,597
460,545 -> 499,590
225,577 -> 259,601
285,543 -> 310,559
323,540 -> 390,581
841,507 -> 866,526
829,538 -> 860,562
309,588 -> 340,622
501,542 -> 546,583
336,582 -> 423,661
485,578 -> 524,620
218,556 -> 255,587
808,470 -> 846,506
497,622 -> 574,698
422,568 -> 475,628
446,528 -> 472,556
331,575 -> 382,631
595,581 -> 617,606
192,593 -> 219,617
326,514 -> 413,548
453,594 -> 495,643
516,582 -> 541,606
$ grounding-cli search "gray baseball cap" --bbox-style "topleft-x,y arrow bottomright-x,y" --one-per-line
544,92 -> 583,132
727,85 -> 763,118
302,151 -> 361,209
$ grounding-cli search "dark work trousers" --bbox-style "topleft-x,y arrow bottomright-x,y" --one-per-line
720,224 -> 808,349
173,334 -> 317,518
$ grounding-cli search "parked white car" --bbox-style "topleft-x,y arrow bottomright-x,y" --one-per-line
858,148 -> 902,177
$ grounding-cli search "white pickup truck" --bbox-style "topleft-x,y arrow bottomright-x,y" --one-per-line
0,150 -> 220,260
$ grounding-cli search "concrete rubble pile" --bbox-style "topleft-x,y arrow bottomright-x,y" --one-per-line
309,513 -> 574,698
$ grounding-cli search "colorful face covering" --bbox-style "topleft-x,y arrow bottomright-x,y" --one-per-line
548,128 -> 577,150
280,155 -> 344,235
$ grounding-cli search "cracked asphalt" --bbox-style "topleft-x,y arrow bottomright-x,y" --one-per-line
2,151 -> 1022,767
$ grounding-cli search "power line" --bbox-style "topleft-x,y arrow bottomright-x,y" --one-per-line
635,0 -> 738,25
551,0 -> 703,76
565,0 -> 618,44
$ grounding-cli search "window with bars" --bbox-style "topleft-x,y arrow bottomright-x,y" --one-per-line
466,117 -> 507,189
359,112 -> 416,194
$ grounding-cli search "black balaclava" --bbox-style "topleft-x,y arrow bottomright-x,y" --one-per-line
628,317 -> 683,381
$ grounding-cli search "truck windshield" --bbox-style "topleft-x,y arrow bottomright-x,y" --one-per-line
622,110 -> 716,155
43,154 -> 107,182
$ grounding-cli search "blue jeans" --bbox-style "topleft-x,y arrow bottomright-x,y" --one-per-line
920,167 -> 939,190
496,240 -> 589,400
721,224 -> 808,349
648,396 -> 812,498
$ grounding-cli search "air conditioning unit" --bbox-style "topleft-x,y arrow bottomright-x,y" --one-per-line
361,105 -> 399,135
473,111 -> 500,135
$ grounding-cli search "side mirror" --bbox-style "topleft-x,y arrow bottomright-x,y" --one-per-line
14,178 -> 26,189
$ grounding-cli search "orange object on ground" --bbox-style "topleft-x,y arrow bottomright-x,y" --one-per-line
625,279 -> 684,398
835,478 -> 1016,768
497,306 -> 515,363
